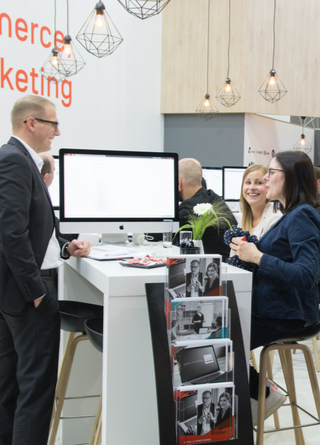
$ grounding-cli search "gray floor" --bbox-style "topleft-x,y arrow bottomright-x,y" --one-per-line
253,338 -> 320,445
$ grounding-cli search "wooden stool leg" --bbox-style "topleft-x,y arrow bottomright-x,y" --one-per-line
299,344 -> 320,419
250,350 -> 258,372
89,395 -> 102,445
266,352 -> 280,429
48,333 -> 88,445
280,347 -> 305,445
312,336 -> 320,372
256,345 -> 271,445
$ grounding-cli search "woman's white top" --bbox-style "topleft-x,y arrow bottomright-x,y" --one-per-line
252,202 -> 282,239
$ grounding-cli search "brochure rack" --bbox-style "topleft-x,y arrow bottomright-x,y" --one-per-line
145,277 -> 254,445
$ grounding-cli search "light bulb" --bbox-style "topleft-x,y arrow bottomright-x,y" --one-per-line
51,56 -> 59,66
64,44 -> 71,56
95,13 -> 104,29
300,137 -> 305,146
204,99 -> 210,107
269,75 -> 275,86
225,83 -> 231,92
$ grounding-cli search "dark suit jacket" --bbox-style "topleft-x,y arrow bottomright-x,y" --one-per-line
197,403 -> 215,435
179,188 -> 237,261
185,272 -> 203,297
0,137 -> 61,314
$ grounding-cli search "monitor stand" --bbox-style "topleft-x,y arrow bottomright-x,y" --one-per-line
101,233 -> 128,244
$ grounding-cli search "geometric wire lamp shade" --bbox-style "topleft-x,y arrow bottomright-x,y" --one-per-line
196,94 -> 218,121
117,0 -> 171,20
56,35 -> 86,77
40,48 -> 67,84
216,77 -> 241,108
292,134 -> 312,154
258,69 -> 287,103
76,2 -> 123,58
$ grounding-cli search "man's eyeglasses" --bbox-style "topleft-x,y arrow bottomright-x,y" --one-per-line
23,117 -> 59,129
267,168 -> 283,176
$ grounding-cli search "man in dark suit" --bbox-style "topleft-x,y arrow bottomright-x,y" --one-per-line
178,158 -> 237,261
185,260 -> 203,297
0,95 -> 91,445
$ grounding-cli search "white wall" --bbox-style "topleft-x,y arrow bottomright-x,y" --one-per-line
243,114 -> 315,166
0,0 -> 164,154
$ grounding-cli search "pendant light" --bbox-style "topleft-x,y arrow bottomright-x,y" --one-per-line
40,1 -> 65,83
293,117 -> 312,154
76,2 -> 123,58
215,0 -> 240,107
56,0 -> 86,78
196,0 -> 218,120
258,0 -> 287,103
117,0 -> 171,20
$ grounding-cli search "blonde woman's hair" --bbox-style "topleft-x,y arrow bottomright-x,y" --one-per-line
240,164 -> 269,233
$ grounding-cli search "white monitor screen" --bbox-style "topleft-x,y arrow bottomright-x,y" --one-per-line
48,155 -> 59,209
202,167 -> 222,196
223,166 -> 246,201
59,149 -> 179,233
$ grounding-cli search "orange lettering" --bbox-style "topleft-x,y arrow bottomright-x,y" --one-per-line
0,58 -> 13,90
61,80 -> 72,107
55,30 -> 64,51
40,26 -> 51,48
15,18 -> 27,41
31,22 -> 38,44
0,13 -> 11,38
16,69 -> 28,92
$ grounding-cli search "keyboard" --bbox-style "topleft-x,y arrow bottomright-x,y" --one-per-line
191,371 -> 221,385
184,416 -> 197,428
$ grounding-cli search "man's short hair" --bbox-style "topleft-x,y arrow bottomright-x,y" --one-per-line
11,95 -> 55,131
314,166 -> 320,181
179,158 -> 202,187
40,156 -> 52,176
190,260 -> 200,267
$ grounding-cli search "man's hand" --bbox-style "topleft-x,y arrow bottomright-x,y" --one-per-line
67,240 -> 91,257
34,296 -> 44,308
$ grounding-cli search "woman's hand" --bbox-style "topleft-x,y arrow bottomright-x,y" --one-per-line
230,238 -> 263,264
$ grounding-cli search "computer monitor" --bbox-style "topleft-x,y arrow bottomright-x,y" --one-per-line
202,167 -> 222,196
222,166 -> 246,201
48,155 -> 60,210
59,149 -> 179,234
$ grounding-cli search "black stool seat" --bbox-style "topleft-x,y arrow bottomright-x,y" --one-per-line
84,318 -> 103,353
58,301 -> 103,333
275,321 -> 320,343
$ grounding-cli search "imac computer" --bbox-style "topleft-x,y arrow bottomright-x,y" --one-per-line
49,155 -> 60,210
202,167 -> 222,196
59,149 -> 179,235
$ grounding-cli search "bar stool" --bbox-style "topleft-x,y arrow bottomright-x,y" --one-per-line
49,301 -> 103,445
255,321 -> 320,445
84,317 -> 104,445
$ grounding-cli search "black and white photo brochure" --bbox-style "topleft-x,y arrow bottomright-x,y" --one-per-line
169,297 -> 229,344
166,255 -> 222,299
176,382 -> 235,444
172,339 -> 233,392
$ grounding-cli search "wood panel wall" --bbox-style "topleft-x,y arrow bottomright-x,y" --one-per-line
161,0 -> 320,117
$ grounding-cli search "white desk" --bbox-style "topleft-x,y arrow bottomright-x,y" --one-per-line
58,245 -> 252,445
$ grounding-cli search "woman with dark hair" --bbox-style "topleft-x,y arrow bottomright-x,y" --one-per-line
215,392 -> 232,427
204,262 -> 219,296
230,151 -> 320,425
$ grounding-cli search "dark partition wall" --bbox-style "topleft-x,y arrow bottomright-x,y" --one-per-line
164,114 -> 245,167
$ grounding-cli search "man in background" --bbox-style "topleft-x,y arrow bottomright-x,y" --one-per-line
178,158 -> 237,260
39,151 -> 79,242
0,95 -> 90,445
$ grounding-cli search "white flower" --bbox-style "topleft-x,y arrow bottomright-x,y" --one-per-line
193,203 -> 212,216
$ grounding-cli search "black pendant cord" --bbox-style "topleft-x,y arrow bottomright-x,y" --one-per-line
54,0 -> 57,47
206,0 -> 210,93
226,0 -> 230,78
272,0 -> 276,70
66,0 -> 69,35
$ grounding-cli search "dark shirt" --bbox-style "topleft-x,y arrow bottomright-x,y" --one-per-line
178,188 -> 237,261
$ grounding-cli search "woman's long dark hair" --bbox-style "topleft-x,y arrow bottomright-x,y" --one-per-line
275,151 -> 319,213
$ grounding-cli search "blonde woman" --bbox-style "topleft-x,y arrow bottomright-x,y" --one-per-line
240,164 -> 282,238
